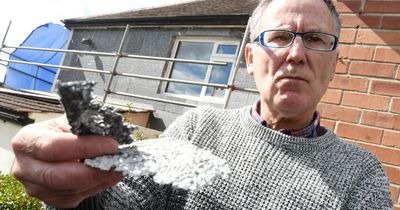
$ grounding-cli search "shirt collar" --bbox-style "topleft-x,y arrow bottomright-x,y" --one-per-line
250,100 -> 324,138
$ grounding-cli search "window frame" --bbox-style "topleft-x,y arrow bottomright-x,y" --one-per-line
163,36 -> 240,104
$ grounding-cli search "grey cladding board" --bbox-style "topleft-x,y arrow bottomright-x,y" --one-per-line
57,81 -> 136,144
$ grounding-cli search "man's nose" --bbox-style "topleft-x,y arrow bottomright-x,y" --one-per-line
286,36 -> 306,64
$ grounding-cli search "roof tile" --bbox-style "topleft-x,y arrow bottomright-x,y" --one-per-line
67,0 -> 258,21
0,92 -> 64,114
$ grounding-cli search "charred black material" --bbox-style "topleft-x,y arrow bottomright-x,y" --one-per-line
57,81 -> 135,144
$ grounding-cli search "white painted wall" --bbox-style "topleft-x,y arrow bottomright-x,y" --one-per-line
0,121 -> 21,174
30,112 -> 63,123
0,148 -> 15,175
0,120 -> 22,151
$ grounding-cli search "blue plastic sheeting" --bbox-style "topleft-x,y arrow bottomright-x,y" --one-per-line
4,22 -> 70,91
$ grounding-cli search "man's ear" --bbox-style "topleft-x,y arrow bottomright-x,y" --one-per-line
245,43 -> 255,76
330,50 -> 340,81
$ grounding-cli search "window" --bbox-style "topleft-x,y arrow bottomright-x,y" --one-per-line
165,37 -> 240,103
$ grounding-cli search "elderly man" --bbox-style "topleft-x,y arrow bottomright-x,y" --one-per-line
11,0 -> 392,209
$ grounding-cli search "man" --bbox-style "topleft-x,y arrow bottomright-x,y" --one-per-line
11,0 -> 393,209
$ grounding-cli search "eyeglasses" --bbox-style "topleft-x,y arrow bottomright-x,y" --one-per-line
255,30 -> 339,51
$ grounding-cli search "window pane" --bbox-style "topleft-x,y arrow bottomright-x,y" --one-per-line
206,62 -> 233,97
166,41 -> 213,96
167,62 -> 207,96
216,45 -> 237,55
176,41 -> 213,60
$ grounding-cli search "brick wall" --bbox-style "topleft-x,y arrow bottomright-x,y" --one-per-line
318,1 -> 400,208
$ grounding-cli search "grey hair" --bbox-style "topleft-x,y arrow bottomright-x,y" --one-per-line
249,0 -> 341,41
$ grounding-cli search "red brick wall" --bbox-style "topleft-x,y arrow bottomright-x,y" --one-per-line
319,1 -> 400,208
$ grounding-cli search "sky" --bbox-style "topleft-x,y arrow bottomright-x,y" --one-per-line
0,0 -> 194,82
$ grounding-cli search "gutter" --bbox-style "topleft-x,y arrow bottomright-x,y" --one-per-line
0,109 -> 34,125
62,15 -> 250,28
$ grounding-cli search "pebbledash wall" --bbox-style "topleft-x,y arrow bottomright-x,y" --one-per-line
320,0 -> 400,208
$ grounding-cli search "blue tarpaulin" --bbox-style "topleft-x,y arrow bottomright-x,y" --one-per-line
4,22 -> 70,91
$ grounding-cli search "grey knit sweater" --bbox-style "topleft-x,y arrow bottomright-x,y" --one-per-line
46,106 -> 393,210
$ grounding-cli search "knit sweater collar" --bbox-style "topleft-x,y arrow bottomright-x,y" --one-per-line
240,106 -> 339,152
250,99 -> 324,138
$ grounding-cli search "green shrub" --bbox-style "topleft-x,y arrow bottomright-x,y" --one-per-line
0,174 -> 43,210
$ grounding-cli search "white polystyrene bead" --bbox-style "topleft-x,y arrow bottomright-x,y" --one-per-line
84,138 -> 231,191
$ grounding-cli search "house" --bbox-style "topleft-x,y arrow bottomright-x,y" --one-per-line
58,0 -> 260,131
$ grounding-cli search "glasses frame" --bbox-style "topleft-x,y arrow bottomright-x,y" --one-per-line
255,30 -> 339,52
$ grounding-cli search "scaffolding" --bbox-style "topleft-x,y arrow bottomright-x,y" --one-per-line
0,20 -> 258,109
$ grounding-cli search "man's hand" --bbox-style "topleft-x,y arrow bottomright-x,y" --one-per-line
11,116 -> 124,208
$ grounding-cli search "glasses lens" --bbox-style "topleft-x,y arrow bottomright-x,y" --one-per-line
262,31 -> 293,47
303,33 -> 335,50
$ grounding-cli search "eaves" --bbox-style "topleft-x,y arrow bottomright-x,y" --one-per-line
62,15 -> 250,29
0,107 -> 34,125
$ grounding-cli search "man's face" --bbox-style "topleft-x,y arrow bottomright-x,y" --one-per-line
245,0 -> 339,120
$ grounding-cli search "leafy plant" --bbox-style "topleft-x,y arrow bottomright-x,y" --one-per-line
0,173 -> 43,210
134,131 -> 148,141
127,103 -> 135,112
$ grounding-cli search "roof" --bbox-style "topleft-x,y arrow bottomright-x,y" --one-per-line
63,0 -> 258,28
0,88 -> 63,125
0,86 -> 154,125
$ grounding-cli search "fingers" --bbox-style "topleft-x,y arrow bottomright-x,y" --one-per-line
13,155 -> 123,191
31,132 -> 119,161
47,115 -> 71,132
12,118 -> 119,162
11,116 -> 124,208
13,156 -> 123,208
21,172 -> 123,208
